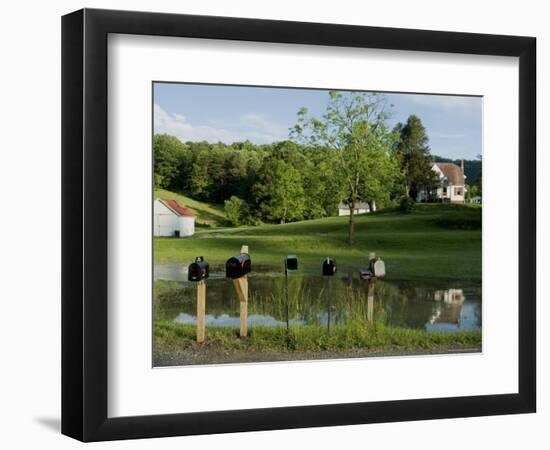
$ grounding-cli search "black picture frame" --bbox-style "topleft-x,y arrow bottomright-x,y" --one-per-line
62,8 -> 536,442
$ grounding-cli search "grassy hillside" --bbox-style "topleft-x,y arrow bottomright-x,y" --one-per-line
154,203 -> 481,282
154,189 -> 227,227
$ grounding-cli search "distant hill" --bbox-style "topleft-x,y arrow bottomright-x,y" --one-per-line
432,155 -> 481,185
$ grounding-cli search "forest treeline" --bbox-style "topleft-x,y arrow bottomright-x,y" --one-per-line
154,132 -> 481,227
154,136 -> 347,225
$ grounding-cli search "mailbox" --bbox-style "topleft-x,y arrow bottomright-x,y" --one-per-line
285,255 -> 298,272
369,258 -> 386,278
188,256 -> 209,282
226,254 -> 251,279
322,257 -> 337,276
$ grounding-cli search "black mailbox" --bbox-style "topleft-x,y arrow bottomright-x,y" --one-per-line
188,256 -> 209,282
225,254 -> 251,279
322,257 -> 337,276
285,255 -> 298,272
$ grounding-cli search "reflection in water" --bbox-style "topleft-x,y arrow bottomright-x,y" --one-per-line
175,313 -> 305,327
154,265 -> 481,333
429,289 -> 465,329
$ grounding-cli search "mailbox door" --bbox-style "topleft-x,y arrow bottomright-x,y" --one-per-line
226,258 -> 241,278
188,263 -> 199,281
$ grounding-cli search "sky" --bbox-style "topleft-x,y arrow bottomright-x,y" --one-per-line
154,82 -> 482,160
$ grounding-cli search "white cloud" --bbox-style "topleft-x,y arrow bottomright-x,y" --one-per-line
238,113 -> 288,142
154,104 -> 289,144
154,104 -> 243,143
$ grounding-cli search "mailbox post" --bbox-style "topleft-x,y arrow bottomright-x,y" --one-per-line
226,246 -> 251,337
358,252 -> 386,321
284,255 -> 299,332
187,256 -> 209,342
363,252 -> 386,322
367,277 -> 375,322
322,257 -> 337,333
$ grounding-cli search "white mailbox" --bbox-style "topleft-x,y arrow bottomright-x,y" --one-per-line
372,259 -> 386,278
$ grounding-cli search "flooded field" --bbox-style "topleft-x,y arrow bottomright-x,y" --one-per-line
154,263 -> 481,333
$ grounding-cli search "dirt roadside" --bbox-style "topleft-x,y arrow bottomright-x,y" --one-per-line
153,345 -> 481,367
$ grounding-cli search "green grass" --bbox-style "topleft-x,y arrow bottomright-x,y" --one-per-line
155,189 -> 227,227
154,200 -> 482,282
154,320 -> 482,354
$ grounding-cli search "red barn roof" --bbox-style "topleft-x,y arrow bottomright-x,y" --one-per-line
160,199 -> 195,217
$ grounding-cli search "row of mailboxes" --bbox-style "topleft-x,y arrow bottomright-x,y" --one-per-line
286,255 -> 337,276
188,254 -> 252,281
316,255 -> 386,278
188,254 -> 383,281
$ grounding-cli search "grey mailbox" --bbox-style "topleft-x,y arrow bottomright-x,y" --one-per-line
369,258 -> 386,278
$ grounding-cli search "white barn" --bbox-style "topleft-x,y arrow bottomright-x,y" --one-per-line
154,198 -> 195,237
338,201 -> 376,216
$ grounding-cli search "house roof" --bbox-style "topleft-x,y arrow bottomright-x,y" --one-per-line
160,199 -> 195,217
434,163 -> 465,186
338,201 -> 370,209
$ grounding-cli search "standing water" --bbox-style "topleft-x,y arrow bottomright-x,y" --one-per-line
154,263 -> 481,333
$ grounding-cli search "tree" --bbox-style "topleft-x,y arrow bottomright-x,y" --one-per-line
224,196 -> 250,226
253,156 -> 305,224
290,91 -> 398,244
393,115 -> 436,200
301,148 -> 342,218
189,158 -> 210,199
153,134 -> 188,189
475,153 -> 482,196
465,184 -> 480,203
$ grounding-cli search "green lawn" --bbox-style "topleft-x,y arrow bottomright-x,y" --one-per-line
154,200 -> 481,282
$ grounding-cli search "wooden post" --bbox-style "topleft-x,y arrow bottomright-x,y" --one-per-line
233,276 -> 249,337
284,267 -> 289,333
236,244 -> 249,337
367,277 -> 375,322
327,276 -> 332,333
196,279 -> 206,343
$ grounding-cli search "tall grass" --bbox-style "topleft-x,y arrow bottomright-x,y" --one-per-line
154,320 -> 481,354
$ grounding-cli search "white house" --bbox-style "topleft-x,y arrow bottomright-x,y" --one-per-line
338,201 -> 376,216
153,198 -> 195,237
418,161 -> 467,204
470,196 -> 482,205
